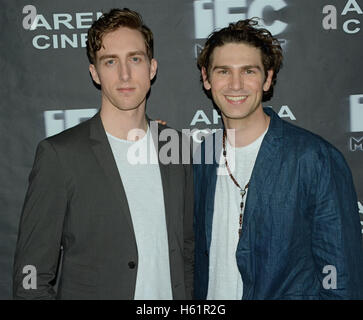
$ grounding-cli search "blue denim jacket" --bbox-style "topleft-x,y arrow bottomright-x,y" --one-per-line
194,107 -> 363,299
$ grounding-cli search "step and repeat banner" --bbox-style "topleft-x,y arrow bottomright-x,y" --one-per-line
1,0 -> 362,299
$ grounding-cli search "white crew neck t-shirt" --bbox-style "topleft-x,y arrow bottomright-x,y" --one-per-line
106,127 -> 172,300
207,128 -> 267,300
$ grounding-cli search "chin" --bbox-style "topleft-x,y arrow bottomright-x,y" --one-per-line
223,105 -> 261,119
222,110 -> 251,120
114,104 -> 143,112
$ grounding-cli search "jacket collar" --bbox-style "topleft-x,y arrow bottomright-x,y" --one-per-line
89,112 -> 154,142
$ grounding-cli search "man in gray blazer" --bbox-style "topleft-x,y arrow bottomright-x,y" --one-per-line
13,8 -> 194,300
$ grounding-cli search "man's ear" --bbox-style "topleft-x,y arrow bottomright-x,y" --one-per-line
263,70 -> 274,92
89,64 -> 101,85
202,67 -> 211,90
150,58 -> 158,80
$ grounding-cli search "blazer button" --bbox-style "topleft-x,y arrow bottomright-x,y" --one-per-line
128,261 -> 136,269
205,250 -> 209,257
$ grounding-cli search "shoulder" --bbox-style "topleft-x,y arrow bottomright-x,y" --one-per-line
46,116 -> 91,143
40,115 -> 94,151
32,116 -> 95,167
279,119 -> 350,171
266,107 -> 344,160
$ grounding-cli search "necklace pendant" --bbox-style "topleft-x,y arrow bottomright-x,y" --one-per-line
240,189 -> 246,197
239,213 -> 243,237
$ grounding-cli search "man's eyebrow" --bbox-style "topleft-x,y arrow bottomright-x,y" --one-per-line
212,65 -> 229,71
98,51 -> 147,61
127,50 -> 148,57
212,64 -> 262,71
98,54 -> 118,61
243,65 -> 262,71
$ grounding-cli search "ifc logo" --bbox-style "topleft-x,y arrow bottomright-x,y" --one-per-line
193,0 -> 288,39
43,108 -> 97,137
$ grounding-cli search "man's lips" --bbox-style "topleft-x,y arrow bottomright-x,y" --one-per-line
224,95 -> 248,104
117,87 -> 135,93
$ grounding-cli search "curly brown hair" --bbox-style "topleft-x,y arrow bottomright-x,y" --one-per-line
197,18 -> 283,102
86,8 -> 153,65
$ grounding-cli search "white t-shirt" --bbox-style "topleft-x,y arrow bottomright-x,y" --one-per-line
106,127 -> 173,300
207,129 -> 267,300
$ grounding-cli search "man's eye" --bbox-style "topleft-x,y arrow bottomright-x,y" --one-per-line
245,69 -> 254,74
218,69 -> 228,74
131,56 -> 141,62
106,60 -> 115,65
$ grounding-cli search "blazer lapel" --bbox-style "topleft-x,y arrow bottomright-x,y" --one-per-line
236,108 -> 283,298
149,119 -> 175,235
88,113 -> 134,231
240,108 -> 283,233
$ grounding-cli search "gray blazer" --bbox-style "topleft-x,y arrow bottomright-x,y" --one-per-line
13,112 -> 194,299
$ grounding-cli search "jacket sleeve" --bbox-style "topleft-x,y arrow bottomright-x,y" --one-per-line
311,145 -> 363,299
13,140 -> 68,299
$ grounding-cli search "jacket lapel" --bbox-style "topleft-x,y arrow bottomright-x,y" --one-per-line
88,112 -> 134,232
149,119 -> 175,237
240,108 -> 283,234
236,108 -> 283,299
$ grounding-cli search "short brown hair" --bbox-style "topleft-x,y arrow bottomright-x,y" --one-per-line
198,18 -> 283,102
86,8 -> 153,65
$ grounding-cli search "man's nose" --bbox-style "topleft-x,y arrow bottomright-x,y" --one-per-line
229,72 -> 244,91
119,62 -> 131,82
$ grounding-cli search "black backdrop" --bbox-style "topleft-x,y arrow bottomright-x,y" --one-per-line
1,0 -> 362,299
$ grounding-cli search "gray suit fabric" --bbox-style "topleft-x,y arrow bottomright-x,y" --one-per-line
13,112 -> 194,300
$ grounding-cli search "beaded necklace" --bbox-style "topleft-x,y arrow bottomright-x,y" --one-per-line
222,130 -> 250,237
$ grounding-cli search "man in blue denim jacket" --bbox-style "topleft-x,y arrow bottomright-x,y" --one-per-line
193,18 -> 363,299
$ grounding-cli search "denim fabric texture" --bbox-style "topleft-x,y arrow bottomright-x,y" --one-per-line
194,107 -> 363,300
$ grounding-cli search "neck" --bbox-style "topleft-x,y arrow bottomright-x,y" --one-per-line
223,107 -> 270,148
100,102 -> 148,141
